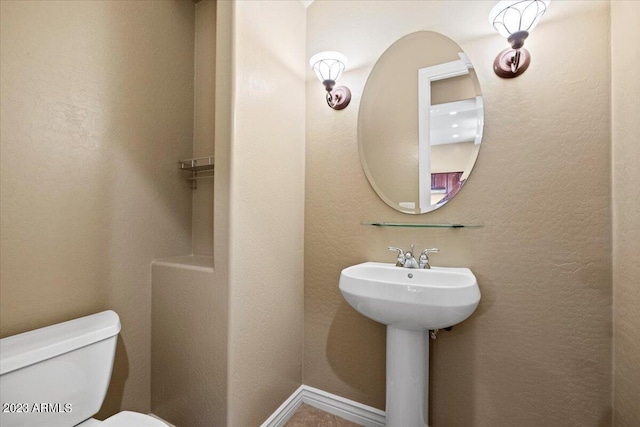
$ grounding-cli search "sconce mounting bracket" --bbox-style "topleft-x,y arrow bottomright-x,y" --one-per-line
494,47 -> 530,78
327,86 -> 351,110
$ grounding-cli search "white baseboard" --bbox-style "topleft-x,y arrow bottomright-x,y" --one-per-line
260,385 -> 386,427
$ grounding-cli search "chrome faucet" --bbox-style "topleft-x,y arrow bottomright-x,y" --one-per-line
403,251 -> 420,269
388,245 -> 439,269
404,244 -> 420,269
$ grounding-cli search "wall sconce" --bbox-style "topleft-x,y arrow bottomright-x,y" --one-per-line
489,0 -> 550,78
309,51 -> 351,110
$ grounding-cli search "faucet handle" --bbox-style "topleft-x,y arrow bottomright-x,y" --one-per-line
388,246 -> 406,267
419,248 -> 439,269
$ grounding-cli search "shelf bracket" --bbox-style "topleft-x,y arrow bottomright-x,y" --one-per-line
179,156 -> 214,190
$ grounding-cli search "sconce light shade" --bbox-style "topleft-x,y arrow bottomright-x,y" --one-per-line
489,0 -> 550,40
309,51 -> 348,84
309,51 -> 351,110
489,0 -> 550,78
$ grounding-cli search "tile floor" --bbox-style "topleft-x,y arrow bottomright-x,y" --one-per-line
283,403 -> 362,427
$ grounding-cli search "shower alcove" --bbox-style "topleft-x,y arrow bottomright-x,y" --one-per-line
150,0 -> 219,425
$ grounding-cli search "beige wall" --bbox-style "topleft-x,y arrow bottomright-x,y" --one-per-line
612,1 -> 640,424
151,259 -> 219,426
212,0 -> 233,423
306,1 -> 612,425
0,0 -> 194,417
150,3 -> 225,425
193,0 -> 216,257
226,1 -> 306,425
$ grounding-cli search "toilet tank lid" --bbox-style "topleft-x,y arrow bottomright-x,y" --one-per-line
0,310 -> 121,375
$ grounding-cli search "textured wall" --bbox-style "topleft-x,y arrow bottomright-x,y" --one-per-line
150,2 -> 225,425
151,258 -> 219,426
212,0 -> 232,423
305,1 -> 612,425
0,0 -> 194,417
226,1 -> 306,425
612,1 -> 640,425
192,0 -> 216,257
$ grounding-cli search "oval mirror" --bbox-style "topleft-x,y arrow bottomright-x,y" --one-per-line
358,31 -> 483,214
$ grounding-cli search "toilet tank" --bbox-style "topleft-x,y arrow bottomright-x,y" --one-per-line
0,311 -> 121,427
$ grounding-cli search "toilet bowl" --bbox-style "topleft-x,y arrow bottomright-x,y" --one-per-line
0,311 -> 167,427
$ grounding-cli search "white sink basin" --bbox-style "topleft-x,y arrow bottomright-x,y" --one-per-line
339,262 -> 480,330
339,261 -> 480,426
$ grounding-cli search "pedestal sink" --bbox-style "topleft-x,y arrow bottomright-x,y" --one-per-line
339,262 -> 480,427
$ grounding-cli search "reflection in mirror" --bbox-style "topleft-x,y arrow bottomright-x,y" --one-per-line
358,31 -> 483,214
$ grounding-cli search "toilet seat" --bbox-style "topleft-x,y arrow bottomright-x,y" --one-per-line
102,411 -> 168,427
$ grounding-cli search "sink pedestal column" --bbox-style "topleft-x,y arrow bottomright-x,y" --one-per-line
386,326 -> 429,427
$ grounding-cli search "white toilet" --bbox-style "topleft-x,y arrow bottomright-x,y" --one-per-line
0,310 -> 168,427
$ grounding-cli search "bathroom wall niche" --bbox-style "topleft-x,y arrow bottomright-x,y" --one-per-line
358,31 -> 483,214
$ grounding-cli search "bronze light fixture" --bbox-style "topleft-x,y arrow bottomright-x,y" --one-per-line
309,51 -> 351,110
489,0 -> 550,78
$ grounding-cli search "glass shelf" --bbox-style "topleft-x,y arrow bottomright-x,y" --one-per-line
361,222 -> 482,228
